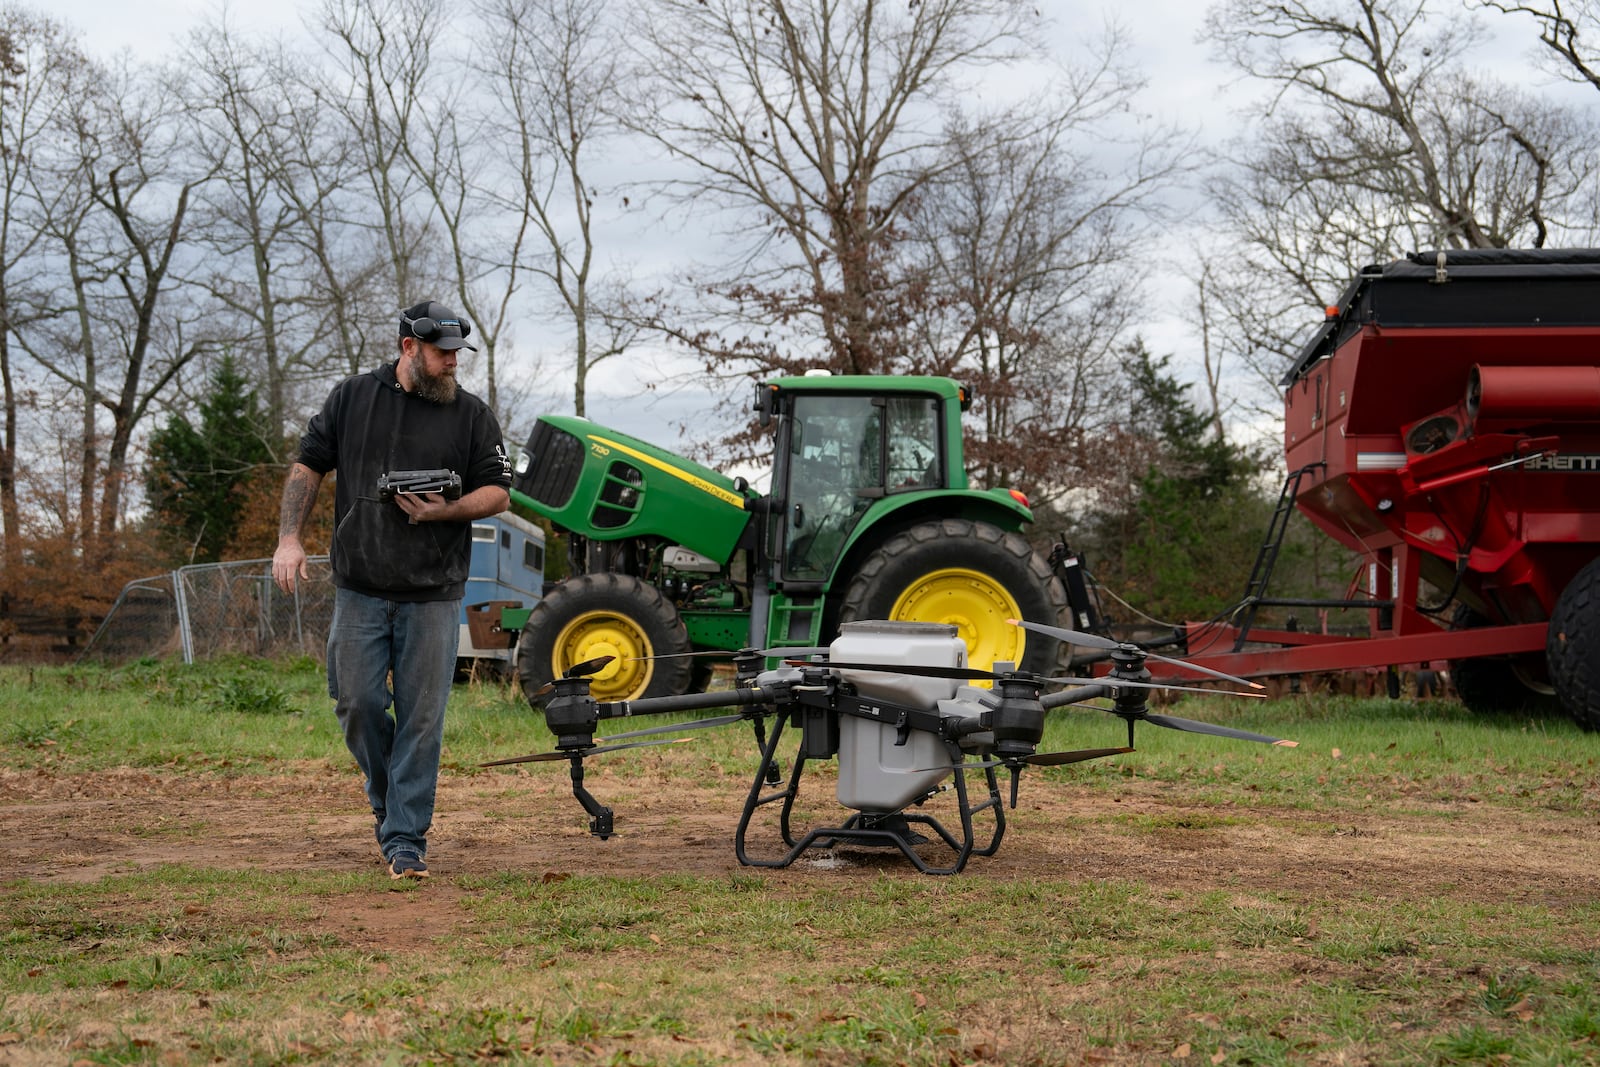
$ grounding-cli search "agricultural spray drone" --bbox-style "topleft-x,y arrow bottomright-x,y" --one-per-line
483,620 -> 1294,875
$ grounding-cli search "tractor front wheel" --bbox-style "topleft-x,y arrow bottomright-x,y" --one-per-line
1547,557 -> 1600,732
836,518 -> 1070,677
517,573 -> 692,704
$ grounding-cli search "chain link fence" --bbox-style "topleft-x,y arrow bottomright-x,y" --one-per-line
79,557 -> 338,665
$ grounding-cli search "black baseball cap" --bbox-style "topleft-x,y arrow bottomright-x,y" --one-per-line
399,300 -> 477,352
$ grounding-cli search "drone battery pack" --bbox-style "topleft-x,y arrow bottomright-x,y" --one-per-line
830,621 -> 968,812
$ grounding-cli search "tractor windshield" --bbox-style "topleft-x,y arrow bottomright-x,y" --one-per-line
781,393 -> 942,579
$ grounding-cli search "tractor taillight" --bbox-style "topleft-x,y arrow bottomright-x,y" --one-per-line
1009,489 -> 1029,507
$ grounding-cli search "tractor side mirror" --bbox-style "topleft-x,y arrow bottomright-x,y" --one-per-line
756,383 -> 776,428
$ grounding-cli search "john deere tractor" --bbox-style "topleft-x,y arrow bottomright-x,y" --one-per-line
508,374 -> 1074,701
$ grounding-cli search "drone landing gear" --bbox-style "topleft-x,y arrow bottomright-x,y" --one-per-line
732,712 -> 1007,875
567,755 -> 614,840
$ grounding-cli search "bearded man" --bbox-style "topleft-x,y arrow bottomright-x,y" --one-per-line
272,300 -> 511,880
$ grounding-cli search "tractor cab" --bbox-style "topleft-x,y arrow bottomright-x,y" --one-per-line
772,390 -> 948,581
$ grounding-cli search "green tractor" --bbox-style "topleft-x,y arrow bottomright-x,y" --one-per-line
507,374 -> 1074,701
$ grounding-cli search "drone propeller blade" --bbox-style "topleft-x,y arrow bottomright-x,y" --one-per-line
1025,746 -> 1135,766
1143,712 -> 1297,746
481,750 -> 570,766
1010,619 -> 1264,690
628,645 -> 829,663
788,658 -> 1263,698
565,654 -> 617,678
598,714 -> 746,742
1010,617 -> 1121,651
480,737 -> 693,767
1051,677 -> 1266,699
920,746 -> 1134,772
794,659 -> 1000,680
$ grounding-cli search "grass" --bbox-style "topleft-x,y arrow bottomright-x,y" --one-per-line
2,657 -> 1599,1064
4,866 -> 1596,1064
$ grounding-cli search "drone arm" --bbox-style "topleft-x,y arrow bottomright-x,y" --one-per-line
1042,683 -> 1115,709
595,683 -> 792,721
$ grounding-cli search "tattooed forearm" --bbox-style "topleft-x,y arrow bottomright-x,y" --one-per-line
278,465 -> 323,539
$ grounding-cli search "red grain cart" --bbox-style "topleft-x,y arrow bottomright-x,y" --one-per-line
1170,249 -> 1600,728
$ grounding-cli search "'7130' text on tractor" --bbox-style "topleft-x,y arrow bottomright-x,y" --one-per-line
505,374 -> 1085,702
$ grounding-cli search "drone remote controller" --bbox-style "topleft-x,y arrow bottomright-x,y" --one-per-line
376,468 -> 462,501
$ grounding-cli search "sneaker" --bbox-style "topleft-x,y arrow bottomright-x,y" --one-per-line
388,851 -> 429,880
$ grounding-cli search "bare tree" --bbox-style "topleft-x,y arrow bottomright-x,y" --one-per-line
16,55 -> 223,554
0,9 -> 95,620
623,0 -> 1042,378
312,0 -> 448,304
1477,0 -> 1600,90
901,25 -> 1186,502
180,18 -> 337,442
1201,0 -> 1600,399
275,50 -> 395,385
477,0 -> 631,418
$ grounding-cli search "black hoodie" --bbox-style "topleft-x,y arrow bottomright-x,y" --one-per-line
296,362 -> 511,601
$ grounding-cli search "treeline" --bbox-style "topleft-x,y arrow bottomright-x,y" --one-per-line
1,0 -> 1596,647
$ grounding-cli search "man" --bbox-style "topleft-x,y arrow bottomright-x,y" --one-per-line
272,301 -> 511,880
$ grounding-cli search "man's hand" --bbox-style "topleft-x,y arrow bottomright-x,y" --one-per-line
395,491 -> 450,524
273,538 -> 310,593
275,464 -> 324,592
395,484 -> 510,524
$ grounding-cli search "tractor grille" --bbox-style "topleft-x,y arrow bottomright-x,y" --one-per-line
513,421 -> 583,508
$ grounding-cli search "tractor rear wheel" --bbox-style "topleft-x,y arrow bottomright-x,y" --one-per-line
836,518 -> 1071,677
517,573 -> 692,704
1547,557 -> 1600,732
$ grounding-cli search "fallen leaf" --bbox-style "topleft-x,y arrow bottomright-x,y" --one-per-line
542,871 -> 571,884
1211,1049 -> 1227,1065
1331,748 -> 1342,759
648,933 -> 662,945
912,991 -> 927,1009
1173,1042 -> 1192,1059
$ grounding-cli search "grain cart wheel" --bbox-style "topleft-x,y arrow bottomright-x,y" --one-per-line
1449,608 -> 1560,717
1547,557 -> 1600,732
837,518 -> 1071,678
518,573 -> 692,704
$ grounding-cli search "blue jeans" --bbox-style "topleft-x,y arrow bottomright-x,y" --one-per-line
326,588 -> 459,860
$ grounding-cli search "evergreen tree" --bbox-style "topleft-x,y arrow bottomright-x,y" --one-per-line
144,355 -> 274,563
1083,342 -> 1274,623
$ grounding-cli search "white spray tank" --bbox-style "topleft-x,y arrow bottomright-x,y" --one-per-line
830,621 -> 969,812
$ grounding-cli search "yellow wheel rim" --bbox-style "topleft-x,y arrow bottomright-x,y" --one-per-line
889,567 -> 1026,677
551,610 -> 655,701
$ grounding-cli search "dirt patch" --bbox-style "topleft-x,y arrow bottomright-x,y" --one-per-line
4,759 -> 1596,910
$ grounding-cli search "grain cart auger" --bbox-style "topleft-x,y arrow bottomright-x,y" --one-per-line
1162,249 -> 1600,729
503,374 -> 1078,702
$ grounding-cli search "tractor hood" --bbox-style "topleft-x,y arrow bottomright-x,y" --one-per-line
511,415 -> 753,562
